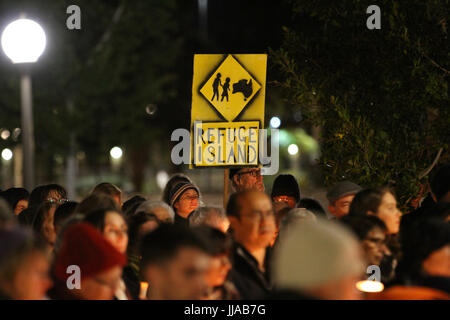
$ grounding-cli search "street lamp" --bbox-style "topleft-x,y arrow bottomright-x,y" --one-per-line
1,18 -> 46,190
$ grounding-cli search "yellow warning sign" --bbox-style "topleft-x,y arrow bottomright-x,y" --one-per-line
199,55 -> 262,122
190,54 -> 267,167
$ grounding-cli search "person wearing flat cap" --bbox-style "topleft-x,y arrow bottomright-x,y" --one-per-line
228,167 -> 265,192
169,182 -> 200,227
326,181 -> 362,219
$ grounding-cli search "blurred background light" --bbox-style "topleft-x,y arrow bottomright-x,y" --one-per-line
0,129 -> 10,140
1,148 -> 13,161
270,116 -> 281,129
288,143 -> 299,155
110,146 -> 123,159
356,280 -> 384,293
156,170 -> 169,190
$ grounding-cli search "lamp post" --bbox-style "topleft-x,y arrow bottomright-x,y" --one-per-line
1,18 -> 46,190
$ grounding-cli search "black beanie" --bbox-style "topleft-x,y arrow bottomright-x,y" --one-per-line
271,174 -> 301,202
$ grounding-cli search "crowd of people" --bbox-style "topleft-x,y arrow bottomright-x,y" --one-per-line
0,164 -> 449,300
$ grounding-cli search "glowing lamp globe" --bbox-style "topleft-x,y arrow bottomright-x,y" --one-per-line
1,19 -> 46,64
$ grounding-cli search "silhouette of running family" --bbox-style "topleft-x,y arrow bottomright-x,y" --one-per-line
211,73 -> 254,102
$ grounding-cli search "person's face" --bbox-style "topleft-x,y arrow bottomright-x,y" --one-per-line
145,247 -> 211,300
12,251 -> 52,300
42,206 -> 57,246
103,211 -> 128,254
374,192 -> 402,234
113,195 -> 122,208
229,192 -> 276,251
78,266 -> 122,300
272,195 -> 297,209
14,199 -> 28,215
205,254 -> 232,287
361,227 -> 387,266
422,244 -> 450,277
233,168 -> 265,192
174,189 -> 199,218
328,194 -> 355,218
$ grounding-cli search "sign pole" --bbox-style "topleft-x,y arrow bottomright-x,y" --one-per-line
224,168 -> 229,209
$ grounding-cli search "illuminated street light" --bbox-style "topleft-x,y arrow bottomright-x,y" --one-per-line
270,116 -> 281,129
110,147 -> 123,159
288,144 -> 299,155
1,148 -> 13,161
1,17 -> 47,190
1,19 -> 46,63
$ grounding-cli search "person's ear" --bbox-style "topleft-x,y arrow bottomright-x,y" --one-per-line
143,265 -> 161,287
228,215 -> 240,230
174,200 -> 180,211
367,210 -> 376,216
328,205 -> 336,215
232,175 -> 240,187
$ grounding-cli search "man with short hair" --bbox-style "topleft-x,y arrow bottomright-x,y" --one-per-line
326,181 -> 362,219
140,224 -> 211,300
226,190 -> 276,299
229,167 -> 265,192
91,182 -> 123,207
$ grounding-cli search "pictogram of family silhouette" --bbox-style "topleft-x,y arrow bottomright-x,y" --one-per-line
211,73 -> 253,102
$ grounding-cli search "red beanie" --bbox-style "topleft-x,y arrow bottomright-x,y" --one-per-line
54,222 -> 127,282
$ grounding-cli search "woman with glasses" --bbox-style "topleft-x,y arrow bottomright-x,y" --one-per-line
169,182 -> 201,227
20,184 -> 68,228
340,215 -> 389,268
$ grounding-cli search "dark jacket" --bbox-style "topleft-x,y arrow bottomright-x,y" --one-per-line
228,243 -> 272,300
122,252 -> 141,299
46,279 -> 80,300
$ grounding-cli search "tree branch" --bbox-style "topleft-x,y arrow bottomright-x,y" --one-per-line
419,147 -> 443,179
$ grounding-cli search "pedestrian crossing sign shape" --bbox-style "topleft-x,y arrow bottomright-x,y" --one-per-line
190,54 -> 267,167
199,54 -> 262,122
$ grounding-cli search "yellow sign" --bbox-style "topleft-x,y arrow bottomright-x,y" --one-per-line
193,121 -> 260,167
190,54 -> 267,167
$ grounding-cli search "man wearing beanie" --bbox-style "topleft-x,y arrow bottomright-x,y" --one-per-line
48,222 -> 127,300
327,180 -> 362,219
229,167 -> 265,192
271,174 -> 301,209
272,218 -> 365,300
169,182 -> 200,227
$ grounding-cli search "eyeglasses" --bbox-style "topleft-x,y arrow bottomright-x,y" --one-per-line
237,169 -> 261,178
180,195 -> 199,201
45,198 -> 69,205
